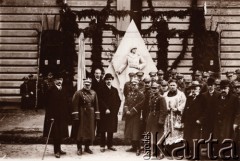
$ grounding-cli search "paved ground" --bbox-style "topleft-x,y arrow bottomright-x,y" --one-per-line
0,144 -> 176,161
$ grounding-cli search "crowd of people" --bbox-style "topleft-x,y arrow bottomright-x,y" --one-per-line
38,67 -> 240,159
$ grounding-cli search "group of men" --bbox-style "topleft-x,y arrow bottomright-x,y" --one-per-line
43,68 -> 240,159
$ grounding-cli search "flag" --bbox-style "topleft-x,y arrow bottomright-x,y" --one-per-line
77,32 -> 86,90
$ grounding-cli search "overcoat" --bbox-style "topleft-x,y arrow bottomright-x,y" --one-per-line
182,94 -> 202,145
71,89 -> 99,141
124,90 -> 145,141
43,85 -> 69,139
146,93 -> 167,140
212,93 -> 239,141
98,84 -> 121,133
200,90 -> 220,139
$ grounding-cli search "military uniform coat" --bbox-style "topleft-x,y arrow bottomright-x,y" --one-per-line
124,90 -> 145,141
43,85 -> 69,139
71,89 -> 99,141
146,93 -> 167,140
98,84 -> 121,133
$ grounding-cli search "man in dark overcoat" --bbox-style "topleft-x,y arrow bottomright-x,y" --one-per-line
212,80 -> 239,157
182,81 -> 203,155
43,73 -> 69,158
200,78 -> 220,140
146,82 -> 167,157
20,77 -> 31,109
71,78 -> 100,155
91,68 -> 105,137
124,79 -> 145,156
98,73 -> 121,152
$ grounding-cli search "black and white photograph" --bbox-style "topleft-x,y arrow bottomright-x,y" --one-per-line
0,0 -> 240,160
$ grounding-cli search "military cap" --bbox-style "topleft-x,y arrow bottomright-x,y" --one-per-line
149,71 -> 157,77
104,73 -> 114,80
83,78 -> 92,85
234,82 -> 240,88
185,79 -> 192,83
128,72 -> 136,77
235,69 -> 240,74
220,80 -> 230,89
157,70 -> 164,75
161,80 -> 168,86
28,74 -> 34,78
143,77 -> 151,83
131,79 -> 139,85
191,81 -> 201,87
171,69 -> 177,74
136,71 -> 144,76
215,79 -> 221,85
226,71 -> 234,77
48,72 -> 53,78
207,77 -> 215,86
195,70 -> 202,76
151,82 -> 159,88
203,72 -> 210,78
176,74 -> 184,79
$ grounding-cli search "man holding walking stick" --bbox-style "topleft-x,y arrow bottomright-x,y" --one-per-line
43,72 -> 69,158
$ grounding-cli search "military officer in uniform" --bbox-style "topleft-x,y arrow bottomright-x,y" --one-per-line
149,71 -> 157,86
124,79 -> 145,156
136,71 -> 145,93
157,70 -> 165,85
123,72 -> 136,97
146,82 -> 167,157
72,78 -> 100,155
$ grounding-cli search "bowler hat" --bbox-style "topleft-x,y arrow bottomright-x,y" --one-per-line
104,73 -> 114,80
207,77 -> 215,86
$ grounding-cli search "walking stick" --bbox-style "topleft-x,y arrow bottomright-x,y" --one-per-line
42,119 -> 54,160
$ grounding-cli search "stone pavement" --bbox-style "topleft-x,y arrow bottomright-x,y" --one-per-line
0,105 -> 125,144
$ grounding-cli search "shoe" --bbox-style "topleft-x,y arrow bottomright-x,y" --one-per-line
108,147 -> 117,151
100,147 -> 105,152
77,148 -> 82,156
84,148 -> 93,154
136,149 -> 141,156
55,152 -> 60,158
126,147 -> 136,152
60,150 -> 66,155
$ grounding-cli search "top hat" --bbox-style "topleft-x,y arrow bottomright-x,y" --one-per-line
220,80 -> 230,89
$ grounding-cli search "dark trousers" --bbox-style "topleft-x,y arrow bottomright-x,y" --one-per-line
77,139 -> 91,150
53,138 -> 61,154
100,132 -> 113,148
132,140 -> 140,149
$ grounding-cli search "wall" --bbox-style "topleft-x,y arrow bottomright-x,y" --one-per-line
0,0 -> 240,103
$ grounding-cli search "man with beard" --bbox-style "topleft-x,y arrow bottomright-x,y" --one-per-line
72,78 -> 100,155
124,79 -> 145,156
98,73 -> 121,152
212,80 -> 239,158
182,81 -> 202,157
43,73 -> 69,158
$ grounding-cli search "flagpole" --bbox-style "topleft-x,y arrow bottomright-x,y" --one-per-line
77,32 -> 86,91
